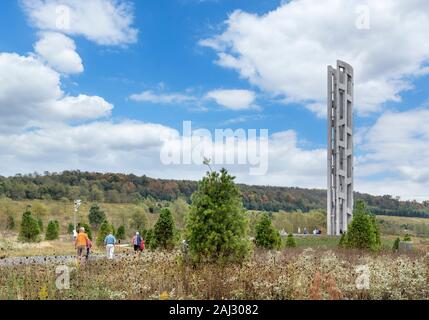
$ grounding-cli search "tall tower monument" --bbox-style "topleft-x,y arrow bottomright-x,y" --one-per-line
327,60 -> 354,236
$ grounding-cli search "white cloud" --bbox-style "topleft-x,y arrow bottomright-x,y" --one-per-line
34,32 -> 83,74
21,0 -> 138,45
0,52 -> 112,132
201,0 -> 429,115
129,91 -> 196,104
205,89 -> 256,110
356,108 -> 429,200
53,95 -> 112,121
304,102 -> 326,118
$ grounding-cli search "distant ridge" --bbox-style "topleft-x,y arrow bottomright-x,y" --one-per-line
1,171 -> 428,218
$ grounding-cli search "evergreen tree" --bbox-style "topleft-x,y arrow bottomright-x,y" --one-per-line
45,220 -> 60,240
255,213 -> 281,249
116,225 -> 126,240
285,233 -> 297,248
96,220 -> 113,246
19,211 -> 40,242
403,234 -> 411,241
153,208 -> 175,249
186,168 -> 250,263
67,223 -> 74,234
88,203 -> 106,229
346,200 -> 381,251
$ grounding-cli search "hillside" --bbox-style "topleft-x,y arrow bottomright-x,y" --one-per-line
0,171 -> 428,218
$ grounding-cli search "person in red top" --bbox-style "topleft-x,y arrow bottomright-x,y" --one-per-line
85,237 -> 92,261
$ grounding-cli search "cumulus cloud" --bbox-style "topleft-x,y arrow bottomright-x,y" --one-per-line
205,89 -> 256,110
21,0 -> 138,45
129,91 -> 196,104
200,0 -> 429,115
34,32 -> 83,74
0,52 -> 112,132
356,108 -> 429,200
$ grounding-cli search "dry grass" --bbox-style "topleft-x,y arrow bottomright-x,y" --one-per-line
1,248 -> 428,300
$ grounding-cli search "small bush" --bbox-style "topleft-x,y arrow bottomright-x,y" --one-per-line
45,220 -> 60,240
116,225 -> 126,240
88,203 -> 106,230
285,234 -> 297,248
19,211 -> 40,242
67,223 -> 74,234
153,208 -> 175,249
403,234 -> 411,241
255,213 -> 281,249
96,220 -> 113,246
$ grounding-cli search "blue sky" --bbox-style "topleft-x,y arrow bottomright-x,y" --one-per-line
0,0 -> 429,200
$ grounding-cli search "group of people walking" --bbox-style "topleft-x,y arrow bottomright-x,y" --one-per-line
74,228 -> 144,262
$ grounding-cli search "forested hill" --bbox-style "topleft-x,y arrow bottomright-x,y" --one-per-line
1,171 -> 428,218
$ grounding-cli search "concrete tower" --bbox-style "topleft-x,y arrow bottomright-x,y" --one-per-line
327,60 -> 354,236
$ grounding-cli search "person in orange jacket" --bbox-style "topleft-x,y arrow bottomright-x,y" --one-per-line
75,227 -> 89,262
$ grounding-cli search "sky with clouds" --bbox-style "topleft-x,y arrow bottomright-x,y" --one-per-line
0,0 -> 428,201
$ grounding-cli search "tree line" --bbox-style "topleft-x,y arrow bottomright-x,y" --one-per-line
1,170 -> 428,218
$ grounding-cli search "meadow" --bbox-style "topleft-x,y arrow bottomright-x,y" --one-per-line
1,248 -> 428,300
1,198 -> 428,300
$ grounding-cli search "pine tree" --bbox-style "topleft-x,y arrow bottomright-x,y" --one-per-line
116,225 -> 126,240
186,168 -> 250,263
96,220 -> 113,246
88,203 -> 106,229
153,208 -> 175,249
19,211 -> 40,242
255,213 -> 281,249
346,200 -> 381,251
285,233 -> 297,248
46,220 -> 60,240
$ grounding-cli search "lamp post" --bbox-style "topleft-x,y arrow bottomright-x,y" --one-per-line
73,199 -> 81,239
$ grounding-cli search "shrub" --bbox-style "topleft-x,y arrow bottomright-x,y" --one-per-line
345,200 -> 381,251
393,237 -> 400,251
19,211 -> 40,242
67,223 -> 74,234
255,213 -> 281,249
116,225 -> 126,240
153,208 -> 175,249
285,233 -> 297,248
186,168 -> 250,263
403,234 -> 411,241
88,203 -> 106,230
96,220 -> 113,246
45,220 -> 60,240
